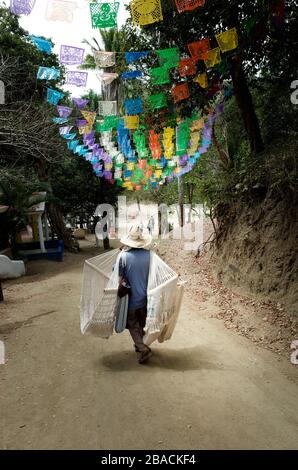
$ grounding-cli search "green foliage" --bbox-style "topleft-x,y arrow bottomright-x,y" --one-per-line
127,0 -> 298,83
81,89 -> 102,112
81,28 -> 131,74
0,179 -> 47,249
120,2 -> 298,212
190,136 -> 298,217
0,6 -> 64,103
0,7 -> 122,250
252,80 -> 298,143
49,155 -> 122,224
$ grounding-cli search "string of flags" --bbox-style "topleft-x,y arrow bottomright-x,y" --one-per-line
10,0 -> 286,33
31,19 -> 238,189
10,0 -> 205,25
13,0 -> 281,191
48,92 -> 228,190
31,26 -> 239,91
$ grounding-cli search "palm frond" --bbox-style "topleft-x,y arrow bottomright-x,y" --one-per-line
27,194 -> 46,208
79,54 -> 96,70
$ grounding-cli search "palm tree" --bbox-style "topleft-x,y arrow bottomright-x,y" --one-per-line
80,30 -> 130,249
81,29 -> 127,105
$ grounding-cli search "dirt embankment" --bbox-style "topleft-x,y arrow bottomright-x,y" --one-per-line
213,196 -> 298,316
156,213 -> 297,358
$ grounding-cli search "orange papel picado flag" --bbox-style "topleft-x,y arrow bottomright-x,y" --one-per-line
178,58 -> 197,77
175,0 -> 205,14
188,38 -> 210,61
172,83 -> 190,103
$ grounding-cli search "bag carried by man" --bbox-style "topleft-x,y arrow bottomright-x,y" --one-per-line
114,294 -> 129,333
114,254 -> 131,334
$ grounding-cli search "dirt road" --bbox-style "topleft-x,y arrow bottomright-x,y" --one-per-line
0,242 -> 297,450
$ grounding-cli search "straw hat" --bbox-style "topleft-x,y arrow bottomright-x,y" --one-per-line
120,224 -> 152,249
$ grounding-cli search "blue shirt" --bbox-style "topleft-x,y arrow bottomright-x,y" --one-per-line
119,249 -> 150,310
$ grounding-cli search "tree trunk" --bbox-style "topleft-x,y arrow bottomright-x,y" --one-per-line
103,237 -> 110,250
101,73 -> 117,250
102,211 -> 110,250
35,159 -> 77,252
178,176 -> 185,227
47,202 -> 76,252
212,122 -> 231,167
230,57 -> 264,154
9,230 -> 18,259
158,210 -> 162,236
102,77 -> 119,102
225,4 -> 264,154
186,183 -> 195,223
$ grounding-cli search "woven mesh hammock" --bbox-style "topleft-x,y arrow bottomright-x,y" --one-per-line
80,249 -> 184,345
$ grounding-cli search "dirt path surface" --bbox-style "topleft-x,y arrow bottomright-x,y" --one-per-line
0,240 -> 298,450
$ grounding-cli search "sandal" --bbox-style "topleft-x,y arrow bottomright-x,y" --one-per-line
138,347 -> 152,364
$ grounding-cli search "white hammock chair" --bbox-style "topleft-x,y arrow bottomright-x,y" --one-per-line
80,249 -> 184,346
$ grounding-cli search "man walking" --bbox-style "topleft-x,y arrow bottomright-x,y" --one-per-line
120,225 -> 152,364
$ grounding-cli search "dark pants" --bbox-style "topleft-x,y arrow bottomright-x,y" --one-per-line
126,306 -> 148,352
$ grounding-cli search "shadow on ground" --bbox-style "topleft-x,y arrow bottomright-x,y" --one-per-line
99,346 -> 224,372
0,310 -> 58,334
